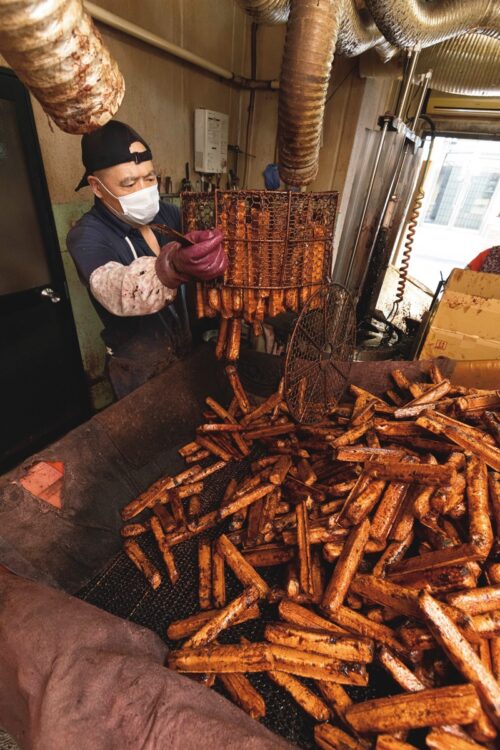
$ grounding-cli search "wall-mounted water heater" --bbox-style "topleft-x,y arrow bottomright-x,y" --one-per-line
194,108 -> 228,174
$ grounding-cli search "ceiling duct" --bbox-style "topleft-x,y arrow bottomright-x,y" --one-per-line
364,0 -> 500,48
0,0 -> 124,134
235,0 -> 290,25
419,33 -> 500,96
337,0 -> 384,57
236,1 -> 384,55
237,1 -> 500,184
360,32 -> 500,97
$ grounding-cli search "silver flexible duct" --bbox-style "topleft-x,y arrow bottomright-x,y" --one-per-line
0,0 -> 125,134
337,0 -> 384,57
235,0 -> 290,25
236,0 -> 384,56
419,33 -> 500,96
360,33 -> 500,97
364,0 -> 500,48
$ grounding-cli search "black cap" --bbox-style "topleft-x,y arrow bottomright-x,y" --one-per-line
75,120 -> 153,191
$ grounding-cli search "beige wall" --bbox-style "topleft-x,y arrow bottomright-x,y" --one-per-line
31,0 -> 252,203
29,2 -> 393,208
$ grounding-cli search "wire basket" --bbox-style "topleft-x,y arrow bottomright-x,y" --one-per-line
285,283 -> 355,423
182,190 -> 338,306
182,190 -> 338,324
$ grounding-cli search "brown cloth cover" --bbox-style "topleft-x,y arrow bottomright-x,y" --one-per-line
0,571 -> 294,750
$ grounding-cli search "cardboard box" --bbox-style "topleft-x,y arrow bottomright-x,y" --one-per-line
419,268 -> 500,361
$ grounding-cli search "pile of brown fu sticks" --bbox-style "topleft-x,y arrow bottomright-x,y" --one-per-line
121,363 -> 500,750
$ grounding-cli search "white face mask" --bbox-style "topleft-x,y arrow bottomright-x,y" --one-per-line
95,178 -> 160,226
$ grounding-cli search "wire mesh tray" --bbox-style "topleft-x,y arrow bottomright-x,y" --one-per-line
285,284 -> 355,424
182,190 -> 338,325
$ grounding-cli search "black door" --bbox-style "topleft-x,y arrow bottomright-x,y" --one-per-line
0,68 -> 90,472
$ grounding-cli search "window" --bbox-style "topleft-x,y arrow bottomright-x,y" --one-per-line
455,172 -> 499,230
425,164 -> 462,225
395,136 -> 500,292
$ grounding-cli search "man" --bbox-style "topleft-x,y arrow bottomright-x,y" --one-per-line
67,121 -> 226,399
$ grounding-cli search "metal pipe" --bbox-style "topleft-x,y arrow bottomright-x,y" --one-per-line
367,71 -> 431,275
355,55 -> 427,300
345,48 -> 419,293
344,117 -> 391,291
395,48 -> 421,120
357,139 -> 410,303
413,71 -> 432,124
84,1 -> 279,90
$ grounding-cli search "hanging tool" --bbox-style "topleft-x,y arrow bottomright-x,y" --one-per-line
181,162 -> 192,192
228,145 -> 254,190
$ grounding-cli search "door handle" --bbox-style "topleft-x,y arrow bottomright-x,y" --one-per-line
41,287 -> 61,304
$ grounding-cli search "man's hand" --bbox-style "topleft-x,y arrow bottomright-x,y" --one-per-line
156,229 -> 227,288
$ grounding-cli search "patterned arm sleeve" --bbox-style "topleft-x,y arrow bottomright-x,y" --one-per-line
89,256 -> 176,316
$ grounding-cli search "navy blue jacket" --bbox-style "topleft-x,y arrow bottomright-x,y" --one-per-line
67,198 -> 189,353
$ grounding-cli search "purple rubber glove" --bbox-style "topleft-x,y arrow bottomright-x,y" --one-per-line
156,229 -> 227,288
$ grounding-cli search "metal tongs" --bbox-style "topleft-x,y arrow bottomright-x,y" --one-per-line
150,223 -> 195,247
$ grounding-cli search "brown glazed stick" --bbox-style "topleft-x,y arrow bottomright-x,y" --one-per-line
166,604 -> 260,641
123,539 -> 162,590
269,644 -> 368,685
198,538 -> 212,610
217,533 -> 270,596
296,500 -> 313,595
241,392 -> 283,427
150,516 -> 179,585
425,729 -> 487,750
168,642 -> 274,673
403,379 -> 452,407
466,454 -> 494,555
419,591 -> 500,728
121,521 -> 150,537
416,415 -> 500,471
350,574 -> 421,619
195,435 -> 233,462
365,462 -> 455,485
225,364 -> 251,414
267,670 -> 330,721
279,598 -> 348,635
217,673 -> 266,719
219,483 -> 275,520
184,585 -> 261,649
377,647 -> 425,692
212,543 -> 226,608
264,622 -> 374,662
375,737 -> 419,750
322,519 -> 371,614
325,605 -> 405,655
446,585 -> 500,615
345,684 -> 482,733
315,724 -> 366,750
